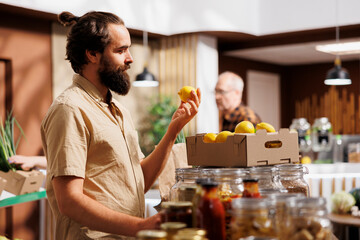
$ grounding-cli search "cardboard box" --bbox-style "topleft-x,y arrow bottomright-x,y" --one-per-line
186,128 -> 299,167
0,170 -> 45,195
0,176 -> 6,195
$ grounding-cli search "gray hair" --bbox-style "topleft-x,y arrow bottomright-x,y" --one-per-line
219,71 -> 244,92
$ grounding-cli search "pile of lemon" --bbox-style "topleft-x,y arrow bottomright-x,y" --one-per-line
177,86 -> 276,144
203,121 -> 276,143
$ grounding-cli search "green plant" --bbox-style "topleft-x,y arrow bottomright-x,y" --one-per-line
0,112 -> 25,172
140,96 -> 185,156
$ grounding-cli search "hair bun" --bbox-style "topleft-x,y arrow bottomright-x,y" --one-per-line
58,11 -> 80,26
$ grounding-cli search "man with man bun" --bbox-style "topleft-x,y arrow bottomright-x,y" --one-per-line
41,11 -> 200,239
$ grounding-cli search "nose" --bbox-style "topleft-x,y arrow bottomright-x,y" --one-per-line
125,50 -> 133,64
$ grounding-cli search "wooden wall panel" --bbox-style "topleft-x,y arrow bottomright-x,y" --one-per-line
159,34 -> 198,136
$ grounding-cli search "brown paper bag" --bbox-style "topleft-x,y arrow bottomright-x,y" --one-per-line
158,143 -> 191,201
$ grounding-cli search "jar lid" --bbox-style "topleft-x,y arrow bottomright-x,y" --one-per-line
161,201 -> 193,208
177,228 -> 207,236
160,222 -> 187,230
136,230 -> 167,238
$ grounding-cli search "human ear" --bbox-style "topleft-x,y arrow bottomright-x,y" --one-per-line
85,50 -> 100,63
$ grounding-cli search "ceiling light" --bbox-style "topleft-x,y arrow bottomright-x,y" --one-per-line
324,0 -> 351,86
324,57 -> 351,85
316,41 -> 360,55
133,31 -> 159,88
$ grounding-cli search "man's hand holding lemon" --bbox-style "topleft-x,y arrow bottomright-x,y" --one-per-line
169,86 -> 201,136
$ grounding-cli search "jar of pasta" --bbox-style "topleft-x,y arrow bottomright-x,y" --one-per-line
285,197 -> 332,240
276,164 -> 310,196
230,198 -> 277,239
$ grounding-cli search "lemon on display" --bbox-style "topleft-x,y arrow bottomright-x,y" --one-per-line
178,86 -> 196,102
203,133 -> 217,143
301,156 -> 312,164
256,122 -> 276,133
235,121 -> 255,133
215,131 -> 234,143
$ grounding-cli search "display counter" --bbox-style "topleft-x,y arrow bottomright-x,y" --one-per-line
305,163 -> 360,211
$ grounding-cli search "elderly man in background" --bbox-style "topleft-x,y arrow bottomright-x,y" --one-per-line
215,71 -> 261,132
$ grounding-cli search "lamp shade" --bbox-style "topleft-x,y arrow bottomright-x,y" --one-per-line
324,58 -> 351,86
133,67 -> 159,87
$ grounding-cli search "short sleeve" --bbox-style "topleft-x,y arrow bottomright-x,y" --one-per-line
41,103 -> 89,179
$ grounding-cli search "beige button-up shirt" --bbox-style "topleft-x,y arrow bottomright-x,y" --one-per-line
41,74 -> 145,239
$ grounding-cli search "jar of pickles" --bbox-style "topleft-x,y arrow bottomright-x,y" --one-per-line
285,197 -> 332,240
248,166 -> 287,194
276,164 -> 310,196
230,198 -> 277,239
170,168 -> 202,202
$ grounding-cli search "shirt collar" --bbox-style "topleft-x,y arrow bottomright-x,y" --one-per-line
72,74 -> 111,107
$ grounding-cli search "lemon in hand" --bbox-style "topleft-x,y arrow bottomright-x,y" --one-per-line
256,122 -> 276,133
203,133 -> 217,143
235,121 -> 255,133
178,86 -> 196,102
215,131 -> 234,143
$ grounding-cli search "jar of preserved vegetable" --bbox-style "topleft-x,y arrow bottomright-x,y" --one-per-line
170,168 -> 202,202
208,168 -> 247,204
194,179 -> 226,240
248,166 -> 287,194
160,201 -> 193,227
285,197 -> 332,240
276,164 -> 310,197
136,230 -> 167,240
207,168 -> 248,240
230,198 -> 277,239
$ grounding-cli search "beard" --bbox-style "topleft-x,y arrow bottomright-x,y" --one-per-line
98,56 -> 131,95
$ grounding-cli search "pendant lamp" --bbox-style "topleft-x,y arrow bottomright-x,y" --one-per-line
133,31 -> 159,87
324,0 -> 351,86
324,57 -> 351,85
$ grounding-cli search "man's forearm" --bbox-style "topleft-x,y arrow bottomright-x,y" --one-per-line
53,176 -> 159,236
141,129 -> 177,192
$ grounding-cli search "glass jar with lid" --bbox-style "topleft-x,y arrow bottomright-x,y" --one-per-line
276,164 -> 310,197
136,230 -> 167,240
290,118 -> 312,152
160,201 -> 193,227
207,168 -> 248,203
170,168 -> 202,202
311,117 -> 333,152
248,166 -> 287,195
285,197 -> 332,240
265,193 -> 305,240
230,198 -> 277,239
